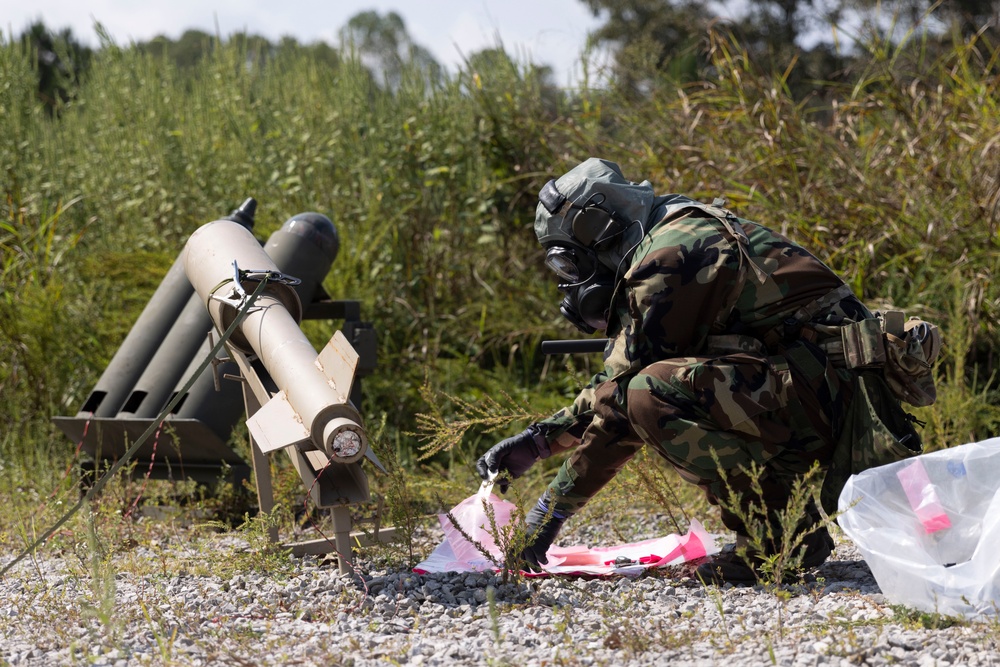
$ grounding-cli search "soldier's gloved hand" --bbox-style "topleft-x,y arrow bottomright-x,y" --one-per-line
520,491 -> 566,571
475,424 -> 551,493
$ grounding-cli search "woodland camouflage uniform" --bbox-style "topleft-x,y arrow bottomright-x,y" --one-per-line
536,202 -> 872,540
476,158 -> 934,578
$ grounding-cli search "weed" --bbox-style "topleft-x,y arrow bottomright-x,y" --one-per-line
80,508 -> 121,644
599,612 -> 653,656
139,598 -> 178,663
412,382 -> 545,461
706,584 -> 733,646
487,585 -> 502,645
365,413 -> 422,566
441,478 -> 550,584
553,603 -> 573,645
195,510 -> 293,578
711,454 -> 830,586
772,588 -> 794,638
911,273 -> 1000,450
891,604 -> 965,630
630,450 -> 692,533
766,635 -> 777,664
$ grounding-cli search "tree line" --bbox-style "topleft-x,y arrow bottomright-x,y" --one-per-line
14,1 -> 1000,113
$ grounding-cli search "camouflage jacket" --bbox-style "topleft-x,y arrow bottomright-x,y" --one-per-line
537,202 -> 872,516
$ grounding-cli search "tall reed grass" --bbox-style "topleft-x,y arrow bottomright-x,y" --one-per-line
2,28 -> 999,506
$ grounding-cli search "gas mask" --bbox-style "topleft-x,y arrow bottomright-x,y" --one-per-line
534,159 -> 702,333
544,243 -> 617,334
539,179 -> 636,334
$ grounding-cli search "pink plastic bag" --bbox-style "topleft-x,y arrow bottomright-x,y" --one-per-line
428,483 -> 516,571
414,483 -> 718,576
539,523 -> 715,577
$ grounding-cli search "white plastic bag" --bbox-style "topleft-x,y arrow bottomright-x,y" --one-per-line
838,437 -> 1000,618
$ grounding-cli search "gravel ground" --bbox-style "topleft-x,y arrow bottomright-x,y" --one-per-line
2,525 -> 999,667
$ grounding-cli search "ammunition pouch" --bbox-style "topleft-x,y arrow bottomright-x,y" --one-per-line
816,310 -> 940,513
819,310 -> 941,407
755,292 -> 939,512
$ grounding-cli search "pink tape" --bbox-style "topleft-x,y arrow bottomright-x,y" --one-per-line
897,459 -> 952,533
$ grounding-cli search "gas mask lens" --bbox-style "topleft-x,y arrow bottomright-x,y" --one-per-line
544,246 -> 581,283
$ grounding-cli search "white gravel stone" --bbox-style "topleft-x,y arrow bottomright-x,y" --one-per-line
2,530 -> 1000,666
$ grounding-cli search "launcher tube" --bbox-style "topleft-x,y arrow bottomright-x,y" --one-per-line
182,220 -> 365,460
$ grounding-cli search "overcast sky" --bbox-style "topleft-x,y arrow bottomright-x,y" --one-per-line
0,0 -> 613,86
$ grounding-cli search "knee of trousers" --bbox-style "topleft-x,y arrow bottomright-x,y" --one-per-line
624,364 -> 749,484
625,366 -> 709,450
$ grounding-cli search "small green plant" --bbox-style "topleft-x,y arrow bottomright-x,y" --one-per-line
766,635 -> 777,664
600,616 -> 653,655
195,509 -> 292,578
365,414 -> 422,565
487,585 -> 502,644
910,273 -> 1000,451
705,584 -> 733,646
891,604 -> 964,630
139,599 -> 178,663
710,452 -> 830,586
80,507 -> 122,643
412,382 -> 545,461
553,603 -> 573,645
630,450 -> 692,533
771,588 -> 794,638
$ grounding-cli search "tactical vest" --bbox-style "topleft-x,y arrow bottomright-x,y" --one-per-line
665,199 -> 943,513
659,199 -> 942,409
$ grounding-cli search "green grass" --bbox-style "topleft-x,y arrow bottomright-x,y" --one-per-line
2,27 -> 1000,568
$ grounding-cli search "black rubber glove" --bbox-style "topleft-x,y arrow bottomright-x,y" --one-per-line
475,423 -> 551,492
520,491 -> 566,571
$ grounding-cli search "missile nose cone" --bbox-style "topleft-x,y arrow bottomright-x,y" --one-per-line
226,198 -> 258,229
282,213 -> 339,262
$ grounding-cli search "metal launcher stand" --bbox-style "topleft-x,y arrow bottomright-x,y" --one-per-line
55,200 -> 396,575
229,332 -> 395,573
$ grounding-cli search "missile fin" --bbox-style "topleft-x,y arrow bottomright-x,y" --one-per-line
364,447 -> 387,474
315,330 -> 359,402
303,449 -> 329,471
247,390 -> 311,453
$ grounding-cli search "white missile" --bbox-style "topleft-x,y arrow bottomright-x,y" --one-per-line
182,219 -> 367,462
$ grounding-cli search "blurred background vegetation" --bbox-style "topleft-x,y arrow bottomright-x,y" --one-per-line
2,0 -> 1000,525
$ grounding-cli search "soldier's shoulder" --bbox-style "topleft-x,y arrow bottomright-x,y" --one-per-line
644,213 -> 730,254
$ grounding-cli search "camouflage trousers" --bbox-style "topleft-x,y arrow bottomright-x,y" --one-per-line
625,345 -> 850,536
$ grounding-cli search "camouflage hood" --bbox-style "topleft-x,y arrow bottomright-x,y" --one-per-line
535,158 -> 658,272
